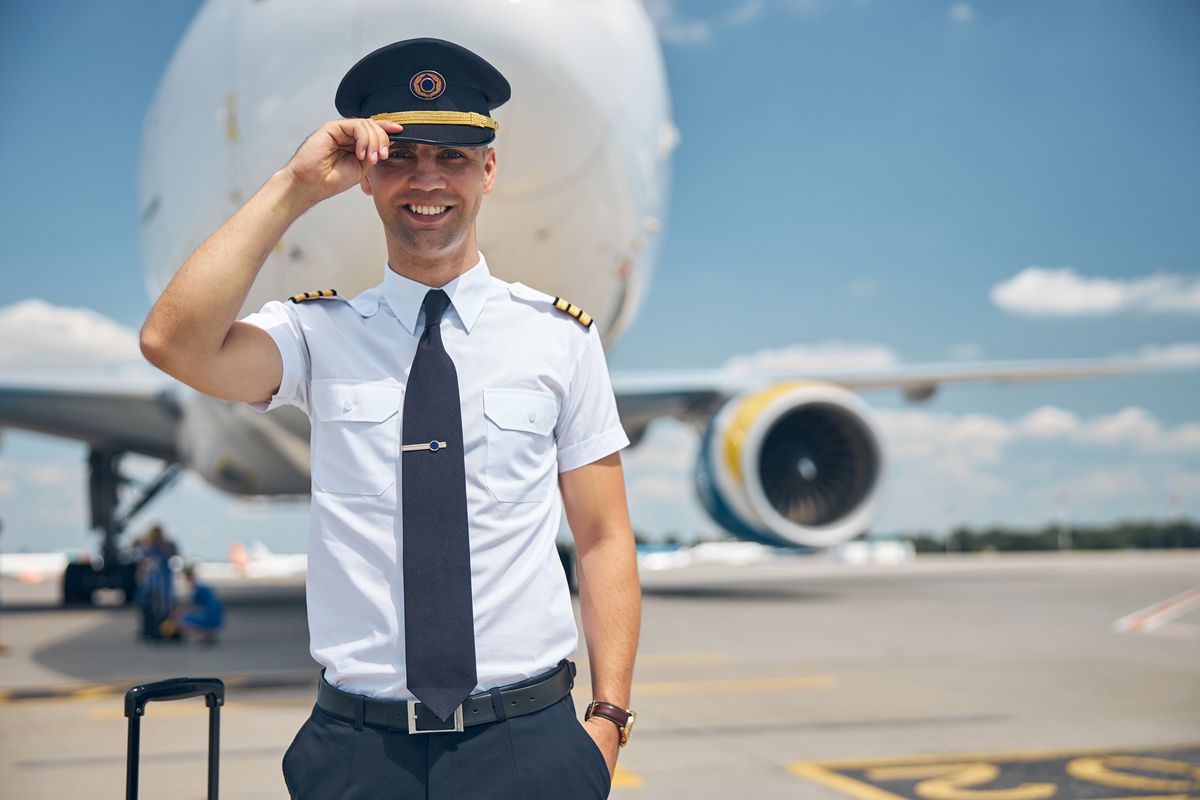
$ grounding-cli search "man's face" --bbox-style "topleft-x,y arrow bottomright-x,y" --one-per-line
361,141 -> 496,257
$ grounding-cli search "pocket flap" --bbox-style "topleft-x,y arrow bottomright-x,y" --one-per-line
483,388 -> 558,435
312,379 -> 403,422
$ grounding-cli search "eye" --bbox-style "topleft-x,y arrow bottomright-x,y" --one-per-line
440,150 -> 465,159
387,149 -> 414,160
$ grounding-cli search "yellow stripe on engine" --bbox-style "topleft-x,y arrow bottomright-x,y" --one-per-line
723,381 -> 817,484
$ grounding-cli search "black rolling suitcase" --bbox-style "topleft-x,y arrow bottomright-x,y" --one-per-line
124,677 -> 225,800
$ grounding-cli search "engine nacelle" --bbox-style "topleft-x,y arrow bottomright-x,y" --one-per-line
179,393 -> 312,496
695,382 -> 886,549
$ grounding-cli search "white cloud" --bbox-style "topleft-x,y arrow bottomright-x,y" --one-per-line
724,340 -> 898,373
623,417 -> 698,471
621,417 -> 712,539
727,0 -> 767,25
876,409 -> 1013,495
645,0 -> 844,46
643,0 -> 713,44
991,267 -> 1200,316
630,474 -> 691,499
947,2 -> 975,24
0,299 -> 155,376
1016,406 -> 1200,454
1113,341 -> 1200,367
1054,469 -> 1149,502
873,406 -> 1200,531
618,392 -> 1200,541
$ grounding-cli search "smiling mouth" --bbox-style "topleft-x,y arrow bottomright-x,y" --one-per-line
404,203 -> 453,220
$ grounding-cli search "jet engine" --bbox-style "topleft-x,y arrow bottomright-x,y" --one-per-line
694,382 -> 886,548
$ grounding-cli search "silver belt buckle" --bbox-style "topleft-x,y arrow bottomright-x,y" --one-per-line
407,700 -> 464,734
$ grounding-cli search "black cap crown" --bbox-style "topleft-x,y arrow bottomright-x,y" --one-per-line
335,38 -> 511,147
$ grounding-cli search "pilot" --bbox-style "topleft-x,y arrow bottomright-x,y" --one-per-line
139,37 -> 639,798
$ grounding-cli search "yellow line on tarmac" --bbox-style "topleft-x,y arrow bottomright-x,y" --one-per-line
612,765 -> 643,789
790,763 -> 907,800
633,675 -> 835,697
6,665 -> 831,709
788,742 -> 1200,770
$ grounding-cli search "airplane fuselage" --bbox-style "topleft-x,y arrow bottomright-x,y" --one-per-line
139,0 -> 674,494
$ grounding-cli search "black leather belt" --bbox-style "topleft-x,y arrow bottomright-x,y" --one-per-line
317,659 -> 576,734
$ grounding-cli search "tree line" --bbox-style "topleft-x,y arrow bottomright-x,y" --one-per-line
904,518 -> 1200,553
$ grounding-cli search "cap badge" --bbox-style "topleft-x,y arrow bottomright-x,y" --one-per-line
409,70 -> 446,100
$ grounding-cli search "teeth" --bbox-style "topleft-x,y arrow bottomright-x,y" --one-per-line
407,204 -> 447,216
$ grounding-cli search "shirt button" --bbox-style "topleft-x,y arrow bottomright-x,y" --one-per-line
342,400 -> 354,413
528,411 -> 537,423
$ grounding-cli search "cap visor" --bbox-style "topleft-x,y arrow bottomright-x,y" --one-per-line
387,124 -> 494,147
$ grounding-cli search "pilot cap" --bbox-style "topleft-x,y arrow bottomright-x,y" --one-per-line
335,38 -> 511,147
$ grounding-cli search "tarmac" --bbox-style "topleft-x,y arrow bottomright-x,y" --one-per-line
1,548 -> 1197,799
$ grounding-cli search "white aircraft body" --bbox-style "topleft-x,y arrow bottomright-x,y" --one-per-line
0,0 -> 1170,600
0,552 -> 72,585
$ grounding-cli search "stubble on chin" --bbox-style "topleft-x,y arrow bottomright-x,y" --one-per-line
386,212 -> 466,256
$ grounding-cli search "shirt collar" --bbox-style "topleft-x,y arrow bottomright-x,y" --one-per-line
381,252 -> 492,335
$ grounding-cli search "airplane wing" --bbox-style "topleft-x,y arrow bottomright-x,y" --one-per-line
611,355 -> 1181,436
0,374 -> 181,461
0,355 -> 1181,456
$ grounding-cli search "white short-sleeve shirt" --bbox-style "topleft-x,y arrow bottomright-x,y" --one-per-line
239,253 -> 629,699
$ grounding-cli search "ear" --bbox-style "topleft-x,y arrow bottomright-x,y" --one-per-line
481,147 -> 497,195
360,171 -> 373,196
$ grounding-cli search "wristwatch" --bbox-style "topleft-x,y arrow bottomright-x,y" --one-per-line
584,700 -> 637,747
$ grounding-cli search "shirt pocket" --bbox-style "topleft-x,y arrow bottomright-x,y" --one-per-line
483,388 -> 559,503
311,378 -> 403,495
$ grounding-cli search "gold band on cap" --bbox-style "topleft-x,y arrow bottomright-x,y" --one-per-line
370,111 -> 499,131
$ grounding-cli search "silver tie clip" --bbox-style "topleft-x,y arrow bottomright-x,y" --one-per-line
401,440 -> 448,453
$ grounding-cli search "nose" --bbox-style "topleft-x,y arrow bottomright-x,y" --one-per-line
407,153 -> 448,192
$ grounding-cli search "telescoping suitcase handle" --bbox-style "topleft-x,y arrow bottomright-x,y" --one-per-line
124,677 -> 225,800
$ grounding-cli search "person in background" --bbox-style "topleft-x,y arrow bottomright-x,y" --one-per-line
133,523 -> 179,641
163,563 -> 224,644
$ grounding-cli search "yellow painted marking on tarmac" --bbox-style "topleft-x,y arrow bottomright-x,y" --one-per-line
789,742 -> 1200,770
632,675 -> 834,697
71,683 -> 124,699
865,762 -> 1057,800
1065,755 -> 1200,793
791,763 -> 908,800
791,745 -> 1200,800
612,765 -> 643,789
89,703 -> 210,721
88,697 -> 310,720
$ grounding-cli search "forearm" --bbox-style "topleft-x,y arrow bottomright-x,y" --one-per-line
576,522 -> 641,707
140,168 -> 315,366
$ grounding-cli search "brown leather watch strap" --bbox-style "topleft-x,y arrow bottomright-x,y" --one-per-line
585,701 -> 636,747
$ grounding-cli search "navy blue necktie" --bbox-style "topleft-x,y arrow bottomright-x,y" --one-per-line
402,288 -> 476,721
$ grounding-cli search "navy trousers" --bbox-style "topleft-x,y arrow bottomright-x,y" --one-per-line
282,691 -> 612,799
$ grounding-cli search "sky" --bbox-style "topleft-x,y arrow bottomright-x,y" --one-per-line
0,0 -> 1198,557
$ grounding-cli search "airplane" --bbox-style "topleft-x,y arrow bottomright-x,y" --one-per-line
225,541 -> 308,580
0,551 -> 73,585
0,0 -> 1178,603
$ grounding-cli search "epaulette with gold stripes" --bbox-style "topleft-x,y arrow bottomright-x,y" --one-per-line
552,297 -> 593,328
288,289 -> 339,304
